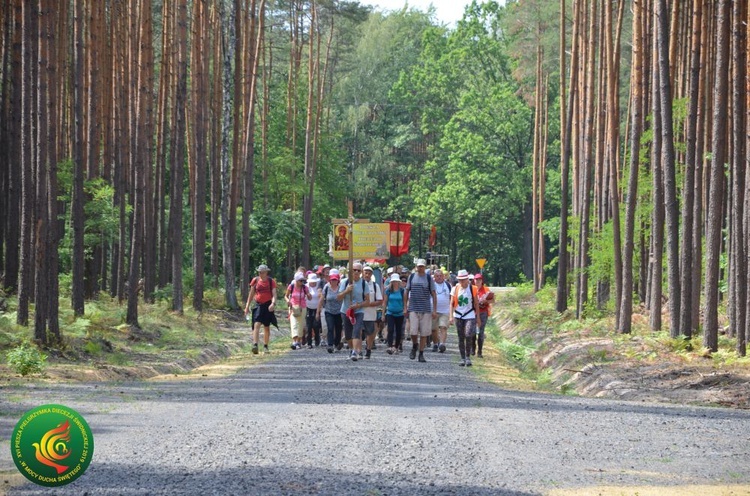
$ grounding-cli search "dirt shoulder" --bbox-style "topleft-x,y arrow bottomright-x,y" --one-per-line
488,288 -> 750,409
0,307 -> 289,385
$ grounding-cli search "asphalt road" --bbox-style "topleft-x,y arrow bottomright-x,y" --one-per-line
2,342 -> 750,495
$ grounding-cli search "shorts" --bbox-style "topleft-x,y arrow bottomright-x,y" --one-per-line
343,312 -> 365,340
252,302 -> 274,327
363,320 -> 376,336
432,313 -> 449,330
409,312 -> 433,337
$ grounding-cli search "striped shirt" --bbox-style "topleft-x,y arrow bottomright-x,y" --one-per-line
406,273 -> 435,313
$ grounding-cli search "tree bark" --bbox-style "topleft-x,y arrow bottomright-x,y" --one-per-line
703,0 -> 731,352
619,0 -> 644,334
219,0 -> 239,310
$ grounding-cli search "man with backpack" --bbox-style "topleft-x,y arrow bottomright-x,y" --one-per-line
431,268 -> 452,353
361,265 -> 383,359
449,269 -> 481,366
404,259 -> 437,363
337,262 -> 371,361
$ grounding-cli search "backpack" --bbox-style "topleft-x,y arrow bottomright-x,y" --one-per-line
341,277 -> 366,296
407,272 -> 434,292
250,277 -> 276,297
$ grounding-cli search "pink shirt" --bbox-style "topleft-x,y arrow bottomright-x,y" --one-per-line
287,283 -> 309,308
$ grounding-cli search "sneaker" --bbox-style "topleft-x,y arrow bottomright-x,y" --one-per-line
263,345 -> 269,354
386,347 -> 394,355
432,343 -> 439,352
465,358 -> 472,367
350,351 -> 358,362
409,347 -> 417,360
459,358 -> 466,367
418,352 -> 426,363
252,344 -> 259,355
439,344 -> 446,353
365,348 -> 371,359
290,343 -> 296,350
327,346 -> 334,354
358,352 -> 363,360
336,343 -> 343,351
307,344 -> 313,349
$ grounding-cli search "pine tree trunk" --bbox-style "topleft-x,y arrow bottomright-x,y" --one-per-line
219,0 -> 239,310
678,0 -> 704,340
17,0 -> 35,326
619,0 -> 644,334
170,0 -> 189,314
2,0 -> 21,293
729,0 -> 746,355
192,0 -> 208,311
703,0 -> 731,352
71,0 -> 85,317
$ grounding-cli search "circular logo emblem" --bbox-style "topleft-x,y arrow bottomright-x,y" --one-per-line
11,404 -> 94,487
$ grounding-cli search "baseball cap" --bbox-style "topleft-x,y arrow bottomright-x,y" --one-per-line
416,259 -> 426,267
474,273 -> 483,280
363,265 -> 373,272
294,273 -> 305,282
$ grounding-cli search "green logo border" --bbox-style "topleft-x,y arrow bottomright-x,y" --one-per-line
11,404 -> 94,487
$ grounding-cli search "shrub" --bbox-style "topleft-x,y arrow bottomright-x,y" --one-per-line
6,342 -> 48,376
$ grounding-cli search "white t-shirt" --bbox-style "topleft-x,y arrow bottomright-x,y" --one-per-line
434,281 -> 452,314
452,283 -> 476,319
306,284 -> 321,310
363,279 -> 383,321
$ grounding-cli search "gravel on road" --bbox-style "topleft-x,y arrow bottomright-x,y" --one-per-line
2,341 -> 750,495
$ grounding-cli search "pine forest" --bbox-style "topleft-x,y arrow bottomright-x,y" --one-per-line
0,0 -> 748,358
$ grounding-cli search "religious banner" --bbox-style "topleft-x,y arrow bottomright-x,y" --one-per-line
386,221 -> 411,257
332,223 -> 390,260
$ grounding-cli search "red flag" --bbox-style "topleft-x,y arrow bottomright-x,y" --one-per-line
428,225 -> 437,248
386,221 -> 411,256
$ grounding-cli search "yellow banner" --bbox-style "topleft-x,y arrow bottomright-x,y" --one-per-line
332,223 -> 390,260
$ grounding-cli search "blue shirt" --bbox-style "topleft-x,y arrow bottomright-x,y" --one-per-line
385,287 -> 405,317
339,277 -> 369,314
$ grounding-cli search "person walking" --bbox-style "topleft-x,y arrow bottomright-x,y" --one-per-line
305,273 -> 323,348
361,265 -> 383,359
337,262 -> 370,361
474,273 -> 494,358
286,273 -> 311,350
449,270 -> 480,366
432,268 -> 452,353
382,273 -> 406,354
318,270 -> 343,353
404,259 -> 437,363
244,264 -> 278,355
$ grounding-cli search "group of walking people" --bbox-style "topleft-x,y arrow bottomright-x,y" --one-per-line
244,259 -> 494,366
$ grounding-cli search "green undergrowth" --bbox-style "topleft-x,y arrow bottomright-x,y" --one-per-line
483,283 -> 750,395
0,288 -> 268,376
